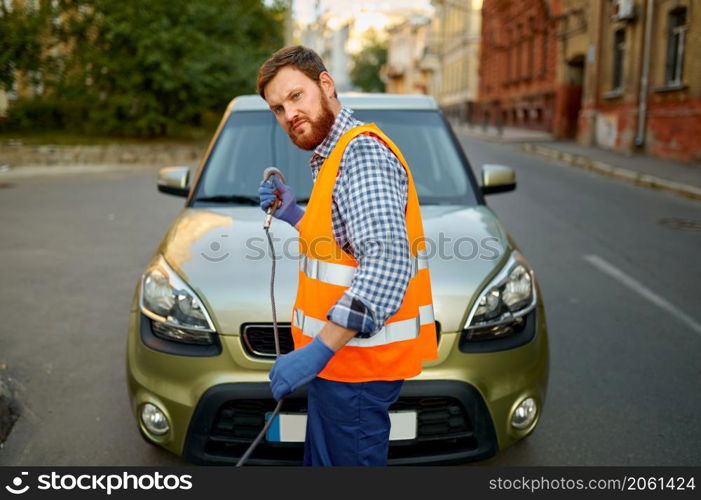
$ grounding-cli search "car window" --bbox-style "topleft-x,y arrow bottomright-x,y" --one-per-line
353,110 -> 474,204
191,108 -> 478,206
195,112 -> 277,200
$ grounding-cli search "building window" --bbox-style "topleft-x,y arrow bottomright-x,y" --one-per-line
516,25 -> 523,80
665,8 -> 687,86
505,29 -> 512,82
612,28 -> 625,91
540,30 -> 548,78
526,18 -> 535,79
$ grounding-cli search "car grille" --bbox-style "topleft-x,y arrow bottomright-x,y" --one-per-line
241,323 -> 295,357
204,396 -> 477,463
392,397 -> 472,442
241,322 -> 440,359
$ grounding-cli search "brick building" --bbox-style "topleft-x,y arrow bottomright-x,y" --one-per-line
557,0 -> 590,138
578,0 -> 701,162
477,0 -> 570,135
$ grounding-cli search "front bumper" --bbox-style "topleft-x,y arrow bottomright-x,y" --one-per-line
183,380 -> 497,465
126,287 -> 549,465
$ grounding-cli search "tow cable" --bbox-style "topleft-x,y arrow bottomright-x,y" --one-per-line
235,167 -> 286,467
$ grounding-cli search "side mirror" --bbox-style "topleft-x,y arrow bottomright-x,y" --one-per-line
157,166 -> 190,197
481,164 -> 516,195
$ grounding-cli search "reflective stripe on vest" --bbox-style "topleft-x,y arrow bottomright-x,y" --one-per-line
293,304 -> 435,348
299,248 -> 430,288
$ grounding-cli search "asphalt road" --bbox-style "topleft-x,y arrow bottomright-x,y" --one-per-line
459,135 -> 701,466
0,133 -> 700,466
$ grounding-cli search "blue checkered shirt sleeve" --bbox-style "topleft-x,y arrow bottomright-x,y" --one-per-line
326,135 -> 412,337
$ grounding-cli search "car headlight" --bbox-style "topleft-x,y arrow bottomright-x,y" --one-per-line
463,250 -> 537,340
139,255 -> 216,344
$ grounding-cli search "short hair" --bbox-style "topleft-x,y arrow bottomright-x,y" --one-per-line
256,45 -> 337,100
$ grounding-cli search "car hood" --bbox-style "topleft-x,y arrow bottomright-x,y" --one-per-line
158,205 -> 512,334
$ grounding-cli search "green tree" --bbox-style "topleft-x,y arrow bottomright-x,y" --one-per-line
350,32 -> 387,93
2,0 -> 286,136
0,1 -> 49,92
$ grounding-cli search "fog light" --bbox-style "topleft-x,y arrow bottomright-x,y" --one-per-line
141,403 -> 170,435
511,397 -> 537,430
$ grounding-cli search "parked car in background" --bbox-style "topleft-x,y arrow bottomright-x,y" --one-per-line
126,93 -> 549,464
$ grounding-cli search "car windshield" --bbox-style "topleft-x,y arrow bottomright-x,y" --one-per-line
191,108 -> 479,206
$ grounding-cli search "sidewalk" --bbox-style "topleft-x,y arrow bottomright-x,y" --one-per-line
520,141 -> 701,202
456,122 -> 701,201
455,123 -> 554,143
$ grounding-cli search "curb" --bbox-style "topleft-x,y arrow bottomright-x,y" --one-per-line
520,143 -> 701,202
456,126 -> 555,144
0,163 -> 160,179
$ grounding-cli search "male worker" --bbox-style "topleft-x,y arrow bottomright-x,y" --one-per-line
256,46 -> 437,466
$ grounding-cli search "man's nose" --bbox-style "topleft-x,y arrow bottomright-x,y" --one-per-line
285,106 -> 299,125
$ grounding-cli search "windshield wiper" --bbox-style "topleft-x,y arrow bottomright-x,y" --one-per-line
194,195 -> 311,205
193,195 -> 259,205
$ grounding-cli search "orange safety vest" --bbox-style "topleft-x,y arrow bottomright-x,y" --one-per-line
291,123 -> 438,383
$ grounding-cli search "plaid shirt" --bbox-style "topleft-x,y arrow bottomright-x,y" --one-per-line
309,106 -> 411,337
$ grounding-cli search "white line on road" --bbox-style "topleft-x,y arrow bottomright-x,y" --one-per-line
583,254 -> 701,338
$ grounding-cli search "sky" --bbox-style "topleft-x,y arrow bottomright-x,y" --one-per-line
293,0 -> 433,25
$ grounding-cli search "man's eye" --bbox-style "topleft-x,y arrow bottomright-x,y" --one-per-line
293,92 -> 301,99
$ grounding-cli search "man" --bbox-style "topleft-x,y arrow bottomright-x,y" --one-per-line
256,46 -> 437,466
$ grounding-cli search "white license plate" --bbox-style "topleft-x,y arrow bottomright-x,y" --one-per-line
265,411 -> 418,442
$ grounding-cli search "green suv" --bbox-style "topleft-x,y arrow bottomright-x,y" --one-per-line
126,93 -> 549,465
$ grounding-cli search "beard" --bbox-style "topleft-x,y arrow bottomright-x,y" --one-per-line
288,94 -> 336,151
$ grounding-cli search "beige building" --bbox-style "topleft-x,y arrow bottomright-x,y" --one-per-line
383,1 -> 482,122
384,16 -> 434,95
430,0 -> 482,123
297,3 -> 431,93
300,13 -> 354,92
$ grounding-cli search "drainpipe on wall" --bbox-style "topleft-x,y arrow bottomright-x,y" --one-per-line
635,0 -> 655,147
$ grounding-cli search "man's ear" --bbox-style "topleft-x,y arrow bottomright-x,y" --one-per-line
318,71 -> 336,100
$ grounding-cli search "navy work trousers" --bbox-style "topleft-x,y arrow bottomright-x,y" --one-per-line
303,376 -> 404,466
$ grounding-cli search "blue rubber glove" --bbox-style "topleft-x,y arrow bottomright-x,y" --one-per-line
269,336 -> 335,401
258,176 -> 304,227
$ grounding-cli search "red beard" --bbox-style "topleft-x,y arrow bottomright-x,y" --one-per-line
288,95 -> 336,151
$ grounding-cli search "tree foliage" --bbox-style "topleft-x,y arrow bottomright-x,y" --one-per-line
350,31 -> 387,93
0,1 -> 47,92
1,0 -> 285,136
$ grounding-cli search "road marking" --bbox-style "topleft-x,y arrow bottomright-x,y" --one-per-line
583,254 -> 701,338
